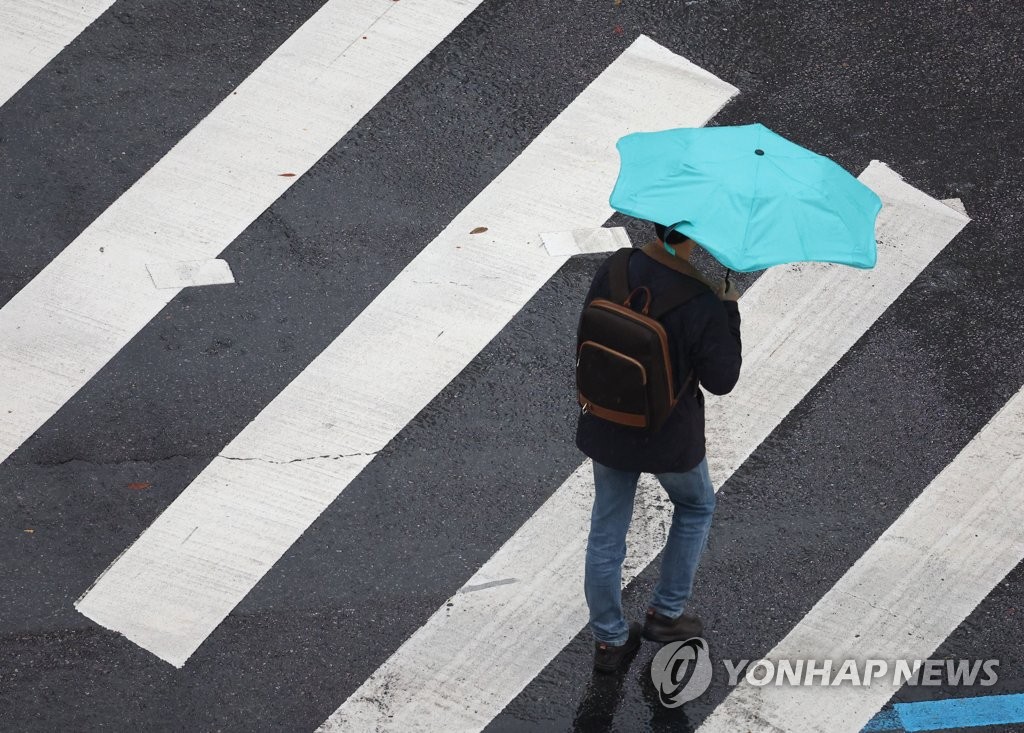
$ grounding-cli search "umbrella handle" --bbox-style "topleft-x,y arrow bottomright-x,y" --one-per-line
724,269 -> 732,290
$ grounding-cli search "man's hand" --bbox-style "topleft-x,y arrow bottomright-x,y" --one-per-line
717,279 -> 740,302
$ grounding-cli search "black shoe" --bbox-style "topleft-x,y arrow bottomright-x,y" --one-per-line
642,607 -> 704,642
593,622 -> 643,674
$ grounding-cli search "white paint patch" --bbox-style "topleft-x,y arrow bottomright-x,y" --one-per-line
0,0 -> 115,108
0,0 -> 485,467
540,227 -> 633,256
319,164 -> 970,732
74,36 -> 739,668
146,259 -> 235,289
698,385 -> 1024,733
942,197 -> 968,216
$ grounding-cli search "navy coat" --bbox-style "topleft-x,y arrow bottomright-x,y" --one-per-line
575,242 -> 742,474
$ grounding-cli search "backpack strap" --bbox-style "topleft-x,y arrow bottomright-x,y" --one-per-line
606,247 -> 634,304
648,274 -> 712,318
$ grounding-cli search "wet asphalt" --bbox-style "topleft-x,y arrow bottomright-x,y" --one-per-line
1,1 -> 1023,731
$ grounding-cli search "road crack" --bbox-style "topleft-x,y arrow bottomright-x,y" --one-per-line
217,450 -> 379,465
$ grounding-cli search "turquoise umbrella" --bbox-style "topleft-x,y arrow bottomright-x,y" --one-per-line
609,123 -> 882,273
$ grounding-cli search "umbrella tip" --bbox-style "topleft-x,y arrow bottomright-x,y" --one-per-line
755,149 -> 765,156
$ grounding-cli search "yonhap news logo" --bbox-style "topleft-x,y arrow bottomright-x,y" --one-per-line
728,657 -> 1000,688
650,637 -> 714,707
649,638 -> 999,707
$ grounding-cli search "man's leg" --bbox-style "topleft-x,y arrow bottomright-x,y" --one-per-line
650,457 -> 716,620
584,461 -> 640,645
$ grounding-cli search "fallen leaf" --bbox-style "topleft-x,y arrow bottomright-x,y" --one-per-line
128,482 -> 151,491
279,172 -> 296,177
613,24 -> 624,35
470,226 -> 488,234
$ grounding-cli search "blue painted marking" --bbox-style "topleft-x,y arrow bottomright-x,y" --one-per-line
896,693 -> 1024,731
862,694 -> 1024,732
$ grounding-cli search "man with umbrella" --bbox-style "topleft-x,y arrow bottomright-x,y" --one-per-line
577,124 -> 881,673
577,223 -> 741,673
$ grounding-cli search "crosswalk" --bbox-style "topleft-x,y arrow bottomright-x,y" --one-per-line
323,162 -> 970,731
1,2 -> 1020,732
0,0 -> 482,467
74,31 -> 737,670
700,385 -> 1024,731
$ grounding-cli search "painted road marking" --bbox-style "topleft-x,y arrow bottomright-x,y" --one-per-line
0,0 -> 115,108
319,165 -> 970,732
863,694 -> 1024,732
0,0 -> 484,467
699,386 -> 1023,733
74,36 -> 739,668
540,227 -> 632,256
145,259 -> 235,289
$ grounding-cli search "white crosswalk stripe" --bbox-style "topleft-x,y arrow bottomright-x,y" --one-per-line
0,0 -> 115,108
319,165 -> 970,732
74,34 -> 738,669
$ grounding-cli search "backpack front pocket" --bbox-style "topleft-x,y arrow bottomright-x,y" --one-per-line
577,340 -> 649,421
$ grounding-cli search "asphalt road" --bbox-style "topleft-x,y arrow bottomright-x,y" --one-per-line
1,1 -> 1022,731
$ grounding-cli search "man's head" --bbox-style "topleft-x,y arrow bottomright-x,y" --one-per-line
653,222 -> 688,246
654,222 -> 697,259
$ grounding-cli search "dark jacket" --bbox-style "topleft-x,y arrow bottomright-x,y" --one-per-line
575,242 -> 742,473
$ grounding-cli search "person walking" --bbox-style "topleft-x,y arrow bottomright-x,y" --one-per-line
575,223 -> 742,673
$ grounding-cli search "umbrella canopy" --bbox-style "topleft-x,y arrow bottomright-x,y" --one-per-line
609,123 -> 882,272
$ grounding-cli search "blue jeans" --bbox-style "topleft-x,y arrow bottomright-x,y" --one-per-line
584,458 -> 716,645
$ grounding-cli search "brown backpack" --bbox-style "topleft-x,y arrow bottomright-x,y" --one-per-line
576,247 -> 709,431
